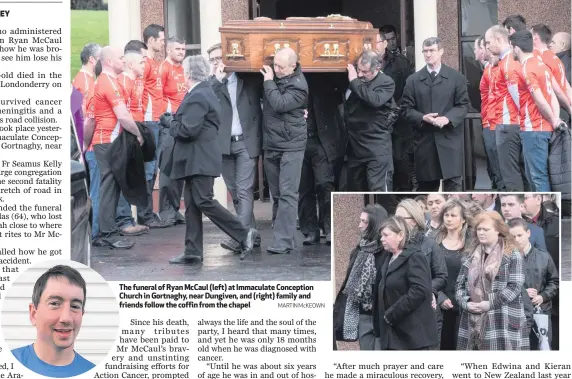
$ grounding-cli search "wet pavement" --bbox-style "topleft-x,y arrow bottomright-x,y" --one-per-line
91,202 -> 331,281
562,219 -> 570,281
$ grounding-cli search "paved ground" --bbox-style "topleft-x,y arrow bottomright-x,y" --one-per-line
91,201 -> 331,281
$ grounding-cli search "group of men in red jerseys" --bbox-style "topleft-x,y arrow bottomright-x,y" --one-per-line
478,15 -> 572,193
72,24 -> 189,249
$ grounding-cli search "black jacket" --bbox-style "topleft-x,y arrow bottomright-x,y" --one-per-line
161,81 -> 223,179
548,126 -> 571,200
373,235 -> 438,350
262,63 -> 309,152
381,50 -> 413,104
107,121 -> 156,206
556,50 -> 571,85
419,233 -> 448,296
523,246 -> 559,313
210,73 -> 263,158
344,72 -> 398,159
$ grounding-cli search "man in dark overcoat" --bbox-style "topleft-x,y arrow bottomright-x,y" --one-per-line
161,55 -> 258,263
401,37 -> 470,191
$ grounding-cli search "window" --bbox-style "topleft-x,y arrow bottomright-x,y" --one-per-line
165,0 -> 201,55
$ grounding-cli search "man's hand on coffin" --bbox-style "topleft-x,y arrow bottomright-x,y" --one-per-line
347,64 -> 358,81
215,63 -> 227,82
160,112 -> 174,128
260,65 -> 274,81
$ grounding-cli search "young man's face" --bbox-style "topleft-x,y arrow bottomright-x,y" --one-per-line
30,277 -> 85,351
509,225 -> 531,252
501,195 -> 523,221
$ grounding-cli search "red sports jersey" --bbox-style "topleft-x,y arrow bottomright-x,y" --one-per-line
72,69 -> 95,115
90,72 -> 126,146
119,73 -> 144,122
487,65 -> 503,130
480,63 -> 493,128
496,51 -> 523,125
142,56 -> 166,121
520,56 -> 554,132
160,59 -> 187,113
540,49 -> 567,93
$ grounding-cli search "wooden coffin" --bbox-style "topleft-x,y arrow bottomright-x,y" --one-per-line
219,16 -> 377,72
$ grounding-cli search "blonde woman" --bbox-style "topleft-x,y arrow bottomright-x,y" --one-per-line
433,198 -> 472,350
456,211 -> 526,350
373,216 -> 437,350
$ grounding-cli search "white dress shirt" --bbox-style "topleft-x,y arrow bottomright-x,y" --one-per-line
227,72 -> 243,136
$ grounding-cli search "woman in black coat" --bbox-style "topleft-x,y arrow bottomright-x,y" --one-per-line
333,204 -> 388,350
373,215 -> 438,350
395,199 -> 447,349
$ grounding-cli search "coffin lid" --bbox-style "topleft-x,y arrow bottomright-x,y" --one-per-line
219,16 -> 374,32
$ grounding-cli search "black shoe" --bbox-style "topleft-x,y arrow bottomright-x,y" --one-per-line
221,239 -> 241,253
303,232 -> 320,245
326,232 -> 331,245
100,237 -> 135,250
267,246 -> 291,254
175,214 -> 186,224
239,229 -> 259,260
254,234 -> 261,248
169,253 -> 203,264
145,219 -> 173,229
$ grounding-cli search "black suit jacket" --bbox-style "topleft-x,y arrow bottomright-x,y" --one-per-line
210,73 -> 263,158
161,81 -> 223,179
401,64 -> 470,181
373,238 -> 438,350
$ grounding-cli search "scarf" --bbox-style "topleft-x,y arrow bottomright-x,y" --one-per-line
467,240 -> 503,349
343,239 -> 380,311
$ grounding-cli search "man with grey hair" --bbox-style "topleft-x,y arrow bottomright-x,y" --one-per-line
550,32 -> 571,85
160,55 -> 259,263
158,36 -> 187,225
72,43 -> 101,115
344,50 -> 397,191
401,37 -> 469,191
260,47 -> 308,254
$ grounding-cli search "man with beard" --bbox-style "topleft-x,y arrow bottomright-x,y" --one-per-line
158,36 -> 188,225
550,32 -> 571,84
344,50 -> 397,191
401,37 -> 470,191
261,47 -> 309,254
11,266 -> 95,377
206,43 -> 263,253
375,27 -> 414,191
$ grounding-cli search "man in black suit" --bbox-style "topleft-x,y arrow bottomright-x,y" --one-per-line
297,73 -> 344,246
207,43 -> 263,253
161,55 -> 258,263
401,37 -> 470,191
344,50 -> 397,192
261,47 -> 309,254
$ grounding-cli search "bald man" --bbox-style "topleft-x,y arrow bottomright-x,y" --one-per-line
260,47 -> 309,254
550,32 -> 571,85
88,46 -> 144,249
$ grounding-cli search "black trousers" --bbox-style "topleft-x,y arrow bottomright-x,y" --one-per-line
495,124 -> 528,191
93,143 -> 121,238
298,137 -> 334,235
440,309 -> 461,350
183,175 -> 248,256
347,155 -> 393,192
418,176 -> 462,191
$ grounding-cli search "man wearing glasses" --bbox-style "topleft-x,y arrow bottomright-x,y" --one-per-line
401,37 -> 470,191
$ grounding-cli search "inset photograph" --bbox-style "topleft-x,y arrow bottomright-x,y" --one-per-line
2,260 -> 120,377
333,193 -> 565,351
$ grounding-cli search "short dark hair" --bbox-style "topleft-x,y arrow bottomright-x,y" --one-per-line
531,24 -> 552,44
414,195 -> 427,204
32,265 -> 87,310
167,36 -> 186,45
502,15 -> 527,32
500,193 -> 525,204
124,40 -> 148,55
143,24 -> 164,44
507,217 -> 530,231
357,50 -> 381,71
80,43 -> 101,65
94,59 -> 102,77
509,30 -> 534,53
379,25 -> 397,35
361,204 -> 388,242
423,37 -> 443,50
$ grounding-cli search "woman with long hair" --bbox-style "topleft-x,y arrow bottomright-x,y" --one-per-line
456,211 -> 526,350
373,216 -> 437,350
433,198 -> 473,350
395,199 -> 447,349
425,194 -> 447,238
334,204 -> 388,350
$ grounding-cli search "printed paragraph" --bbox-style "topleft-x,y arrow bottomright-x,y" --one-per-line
328,363 -> 445,379
454,363 -> 572,379
0,27 -> 62,65
96,318 -> 191,379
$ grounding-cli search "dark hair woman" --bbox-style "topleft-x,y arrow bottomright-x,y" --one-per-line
334,204 -> 388,350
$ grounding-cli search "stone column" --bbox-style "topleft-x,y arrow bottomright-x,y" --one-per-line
413,0 -> 438,71
108,0 -> 142,50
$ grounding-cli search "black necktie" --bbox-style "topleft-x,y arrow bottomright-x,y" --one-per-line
430,71 -> 437,82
